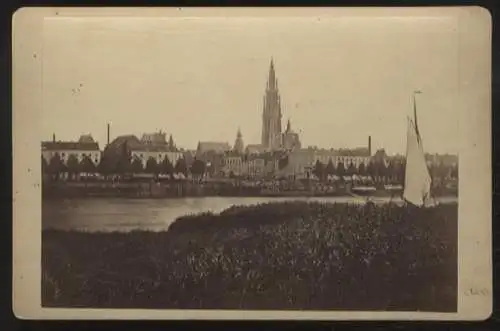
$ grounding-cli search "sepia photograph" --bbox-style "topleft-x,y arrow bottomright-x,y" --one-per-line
12,7 -> 492,320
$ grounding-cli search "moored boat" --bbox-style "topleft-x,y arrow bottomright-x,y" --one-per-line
402,91 -> 436,207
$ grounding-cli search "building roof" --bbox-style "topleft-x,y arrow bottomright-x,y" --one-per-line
294,147 -> 370,159
336,147 -> 370,157
224,150 -> 244,157
245,144 -> 267,154
246,154 -> 268,162
197,141 -> 232,154
141,132 -> 167,145
130,144 -> 178,153
42,141 -> 100,151
103,135 -> 141,159
221,152 -> 269,164
78,134 -> 95,143
107,135 -> 142,149
106,134 -> 179,153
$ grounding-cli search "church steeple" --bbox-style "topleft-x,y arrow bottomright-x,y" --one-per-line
268,57 -> 277,90
234,127 -> 244,154
262,57 -> 283,150
282,117 -> 302,151
286,118 -> 292,133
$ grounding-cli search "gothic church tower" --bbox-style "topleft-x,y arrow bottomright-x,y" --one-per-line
261,58 -> 283,150
233,128 -> 244,154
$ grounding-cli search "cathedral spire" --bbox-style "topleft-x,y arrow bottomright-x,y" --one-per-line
268,57 -> 276,90
262,57 -> 282,150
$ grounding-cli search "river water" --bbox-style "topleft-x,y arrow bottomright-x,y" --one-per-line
42,196 -> 458,232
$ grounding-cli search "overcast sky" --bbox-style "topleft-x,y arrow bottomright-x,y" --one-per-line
42,14 -> 459,155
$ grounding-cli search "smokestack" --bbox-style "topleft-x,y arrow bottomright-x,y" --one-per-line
368,136 -> 372,156
52,133 -> 55,142
107,123 -> 110,146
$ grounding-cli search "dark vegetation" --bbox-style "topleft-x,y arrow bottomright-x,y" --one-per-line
42,201 -> 457,311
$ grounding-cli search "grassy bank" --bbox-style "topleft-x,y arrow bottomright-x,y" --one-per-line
42,201 -> 457,311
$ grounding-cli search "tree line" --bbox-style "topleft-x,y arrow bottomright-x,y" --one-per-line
311,159 -> 458,184
42,152 -> 208,181
42,151 -> 458,183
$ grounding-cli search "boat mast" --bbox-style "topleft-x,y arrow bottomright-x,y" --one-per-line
402,90 -> 423,206
413,90 -> 422,143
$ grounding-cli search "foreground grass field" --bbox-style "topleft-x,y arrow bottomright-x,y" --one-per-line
42,201 -> 457,311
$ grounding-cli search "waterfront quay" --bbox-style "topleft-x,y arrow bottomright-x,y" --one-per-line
42,172 -> 458,199
43,176 -> 347,199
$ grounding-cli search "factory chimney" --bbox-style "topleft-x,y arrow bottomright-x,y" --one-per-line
368,136 -> 372,156
52,133 -> 56,142
107,123 -> 110,146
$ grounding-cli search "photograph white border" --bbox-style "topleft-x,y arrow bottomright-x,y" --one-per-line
12,6 -> 492,320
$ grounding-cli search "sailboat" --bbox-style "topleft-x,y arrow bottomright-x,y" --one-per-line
402,91 -> 436,207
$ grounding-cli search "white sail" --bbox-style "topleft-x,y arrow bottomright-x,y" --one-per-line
403,118 -> 432,206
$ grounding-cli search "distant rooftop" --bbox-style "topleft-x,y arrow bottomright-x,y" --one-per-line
141,131 -> 167,145
300,146 -> 370,157
42,134 -> 100,151
106,135 -> 142,150
42,141 -> 100,152
78,134 -> 95,144
336,147 -> 370,157
197,141 -> 232,154
106,134 -> 178,153
245,144 -> 267,154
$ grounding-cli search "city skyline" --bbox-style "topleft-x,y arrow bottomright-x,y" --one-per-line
42,16 -> 459,155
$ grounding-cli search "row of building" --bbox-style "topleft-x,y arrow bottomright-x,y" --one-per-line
41,58 -> 457,180
41,128 -> 456,180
